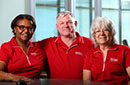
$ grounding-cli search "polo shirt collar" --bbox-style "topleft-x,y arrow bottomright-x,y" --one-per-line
10,37 -> 34,48
55,32 -> 84,45
94,44 -> 118,54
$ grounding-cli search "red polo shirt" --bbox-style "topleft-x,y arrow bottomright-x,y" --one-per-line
0,37 -> 44,78
39,32 -> 93,79
83,44 -> 130,84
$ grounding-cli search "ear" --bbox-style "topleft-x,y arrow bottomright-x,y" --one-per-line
74,21 -> 77,27
56,24 -> 59,30
14,27 -> 17,33
93,34 -> 96,41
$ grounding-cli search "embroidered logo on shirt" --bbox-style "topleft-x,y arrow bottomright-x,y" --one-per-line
30,53 -> 37,56
75,51 -> 83,56
110,58 -> 118,62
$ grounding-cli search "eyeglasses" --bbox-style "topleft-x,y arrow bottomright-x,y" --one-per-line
94,28 -> 110,34
16,25 -> 34,31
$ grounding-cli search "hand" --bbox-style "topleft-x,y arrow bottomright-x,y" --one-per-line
7,73 -> 32,82
16,76 -> 32,82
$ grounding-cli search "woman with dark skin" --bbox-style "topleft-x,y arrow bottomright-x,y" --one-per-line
0,14 -> 44,82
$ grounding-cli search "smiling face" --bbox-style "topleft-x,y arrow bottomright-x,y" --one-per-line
14,19 -> 34,43
56,14 -> 77,37
94,25 -> 112,46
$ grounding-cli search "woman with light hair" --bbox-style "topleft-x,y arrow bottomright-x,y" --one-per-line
90,17 -> 117,47
83,16 -> 130,85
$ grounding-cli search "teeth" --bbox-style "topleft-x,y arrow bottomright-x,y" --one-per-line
99,37 -> 106,40
22,34 -> 28,37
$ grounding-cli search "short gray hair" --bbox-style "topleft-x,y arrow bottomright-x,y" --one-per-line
56,11 -> 75,20
90,16 -> 117,47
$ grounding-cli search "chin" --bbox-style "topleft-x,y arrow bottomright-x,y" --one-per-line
61,33 -> 69,36
21,38 -> 30,42
100,42 -> 109,45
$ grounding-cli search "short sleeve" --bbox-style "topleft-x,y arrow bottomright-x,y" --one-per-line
125,46 -> 130,68
0,44 -> 11,63
38,38 -> 50,50
83,51 -> 93,70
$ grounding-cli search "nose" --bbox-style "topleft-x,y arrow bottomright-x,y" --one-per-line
100,30 -> 105,35
64,22 -> 69,27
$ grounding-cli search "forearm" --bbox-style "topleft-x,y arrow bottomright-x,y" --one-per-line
83,70 -> 92,81
0,62 -> 32,82
126,67 -> 130,77
0,71 -> 32,82
0,71 -> 12,81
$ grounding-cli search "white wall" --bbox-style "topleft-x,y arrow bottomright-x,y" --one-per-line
0,0 -> 30,45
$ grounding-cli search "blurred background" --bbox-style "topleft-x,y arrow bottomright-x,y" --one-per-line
0,0 -> 130,46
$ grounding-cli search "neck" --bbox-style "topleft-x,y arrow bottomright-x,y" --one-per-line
99,43 -> 112,52
15,38 -> 29,49
61,33 -> 77,47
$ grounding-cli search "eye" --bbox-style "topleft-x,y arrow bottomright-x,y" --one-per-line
26,27 -> 32,30
18,26 -> 25,30
104,29 -> 110,32
60,22 -> 64,25
95,30 -> 100,33
68,21 -> 72,23
104,29 -> 110,31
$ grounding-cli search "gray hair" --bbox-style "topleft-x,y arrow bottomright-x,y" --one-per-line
56,11 -> 75,20
90,16 -> 117,47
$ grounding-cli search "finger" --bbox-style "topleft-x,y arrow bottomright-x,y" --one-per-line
22,78 -> 32,82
